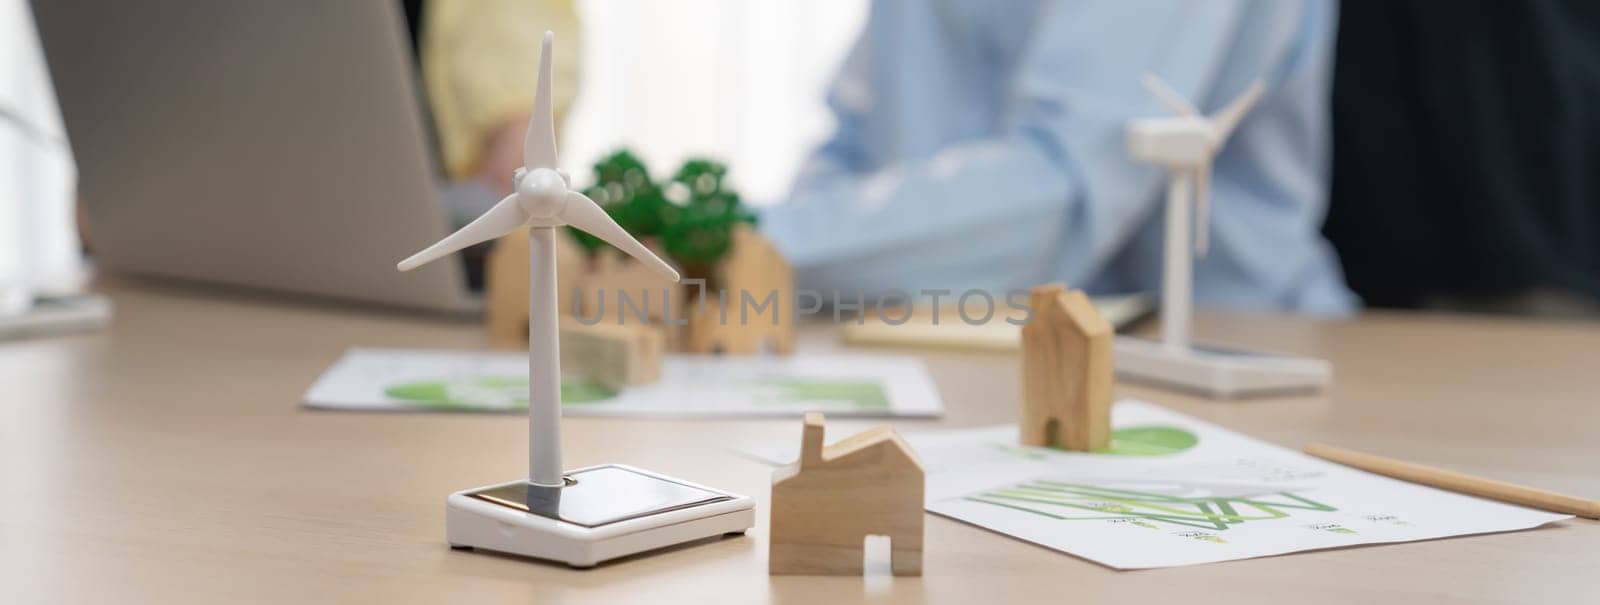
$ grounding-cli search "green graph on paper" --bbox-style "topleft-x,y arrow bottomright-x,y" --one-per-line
987,425 -> 1200,459
383,376 -> 616,409
381,376 -> 891,411
750,378 -> 889,411
967,480 -> 1338,531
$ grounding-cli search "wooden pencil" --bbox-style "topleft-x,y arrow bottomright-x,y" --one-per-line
1303,443 -> 1600,519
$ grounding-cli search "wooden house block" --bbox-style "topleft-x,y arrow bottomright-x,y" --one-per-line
558,319 -> 663,390
578,241 -> 686,349
485,231 -> 531,348
485,225 -> 795,356
769,413 -> 923,576
684,225 -> 795,354
485,229 -> 585,348
1020,284 -> 1113,451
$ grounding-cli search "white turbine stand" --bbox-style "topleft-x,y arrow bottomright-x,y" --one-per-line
398,32 -> 752,567
1116,75 -> 1332,398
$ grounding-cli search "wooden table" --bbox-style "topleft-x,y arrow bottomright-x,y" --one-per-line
3,280 -> 1597,603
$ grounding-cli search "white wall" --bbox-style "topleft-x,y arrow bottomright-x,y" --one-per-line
564,0 -> 867,205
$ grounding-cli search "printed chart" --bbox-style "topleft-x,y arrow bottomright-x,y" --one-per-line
304,348 -> 942,417
742,401 -> 1569,568
918,402 -> 1569,568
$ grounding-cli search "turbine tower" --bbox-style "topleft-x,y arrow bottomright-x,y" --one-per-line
1127,74 -> 1262,350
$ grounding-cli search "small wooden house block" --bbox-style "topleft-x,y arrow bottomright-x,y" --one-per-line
486,225 -> 794,356
489,233 -> 688,348
578,241 -> 685,329
485,230 -> 586,348
769,413 -> 924,576
558,318 -> 663,390
684,225 -> 796,354
1020,284 -> 1113,451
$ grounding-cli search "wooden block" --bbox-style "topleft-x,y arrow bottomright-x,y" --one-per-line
484,229 -> 585,349
1020,284 -> 1113,451
769,413 -> 924,576
485,231 -> 530,349
578,241 -> 682,324
558,319 -> 663,390
486,225 -> 796,358
684,226 -> 795,355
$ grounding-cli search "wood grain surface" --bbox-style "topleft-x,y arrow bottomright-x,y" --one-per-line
2,277 -> 1597,604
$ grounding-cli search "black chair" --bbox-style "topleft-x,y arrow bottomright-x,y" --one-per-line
1325,0 -> 1600,310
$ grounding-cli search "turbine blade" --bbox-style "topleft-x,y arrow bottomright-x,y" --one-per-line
1194,164 -> 1210,257
1141,73 -> 1199,117
523,31 -> 558,170
560,191 -> 680,282
1208,80 -> 1264,144
397,194 -> 526,271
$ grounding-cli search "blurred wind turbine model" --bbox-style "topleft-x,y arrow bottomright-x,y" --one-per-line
1126,74 -> 1262,350
1115,75 -> 1332,398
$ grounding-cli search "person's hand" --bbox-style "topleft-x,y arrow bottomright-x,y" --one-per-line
478,113 -> 531,196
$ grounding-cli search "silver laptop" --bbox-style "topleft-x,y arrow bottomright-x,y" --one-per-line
33,0 -> 481,313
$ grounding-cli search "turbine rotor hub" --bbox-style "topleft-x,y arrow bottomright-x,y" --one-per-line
516,168 -> 568,219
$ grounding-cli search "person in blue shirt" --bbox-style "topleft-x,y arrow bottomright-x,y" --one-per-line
761,0 -> 1356,315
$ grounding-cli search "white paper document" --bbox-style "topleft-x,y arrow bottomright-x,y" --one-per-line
304,348 -> 943,417
746,401 -> 1569,569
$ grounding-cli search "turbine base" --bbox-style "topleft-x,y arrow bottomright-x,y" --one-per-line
1114,336 -> 1331,398
445,464 -> 754,567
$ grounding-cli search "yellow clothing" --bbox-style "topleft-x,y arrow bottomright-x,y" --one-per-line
421,0 -> 580,179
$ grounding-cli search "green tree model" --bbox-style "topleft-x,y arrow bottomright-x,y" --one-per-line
568,150 -> 756,280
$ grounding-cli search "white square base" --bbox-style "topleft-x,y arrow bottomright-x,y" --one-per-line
1114,337 -> 1331,398
445,464 -> 755,568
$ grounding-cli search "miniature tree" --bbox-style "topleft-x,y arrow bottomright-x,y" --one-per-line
569,150 -> 756,283
569,150 -> 673,251
662,158 -> 756,281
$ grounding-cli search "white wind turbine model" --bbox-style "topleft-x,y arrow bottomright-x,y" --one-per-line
398,32 -> 751,568
1114,75 -> 1331,398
